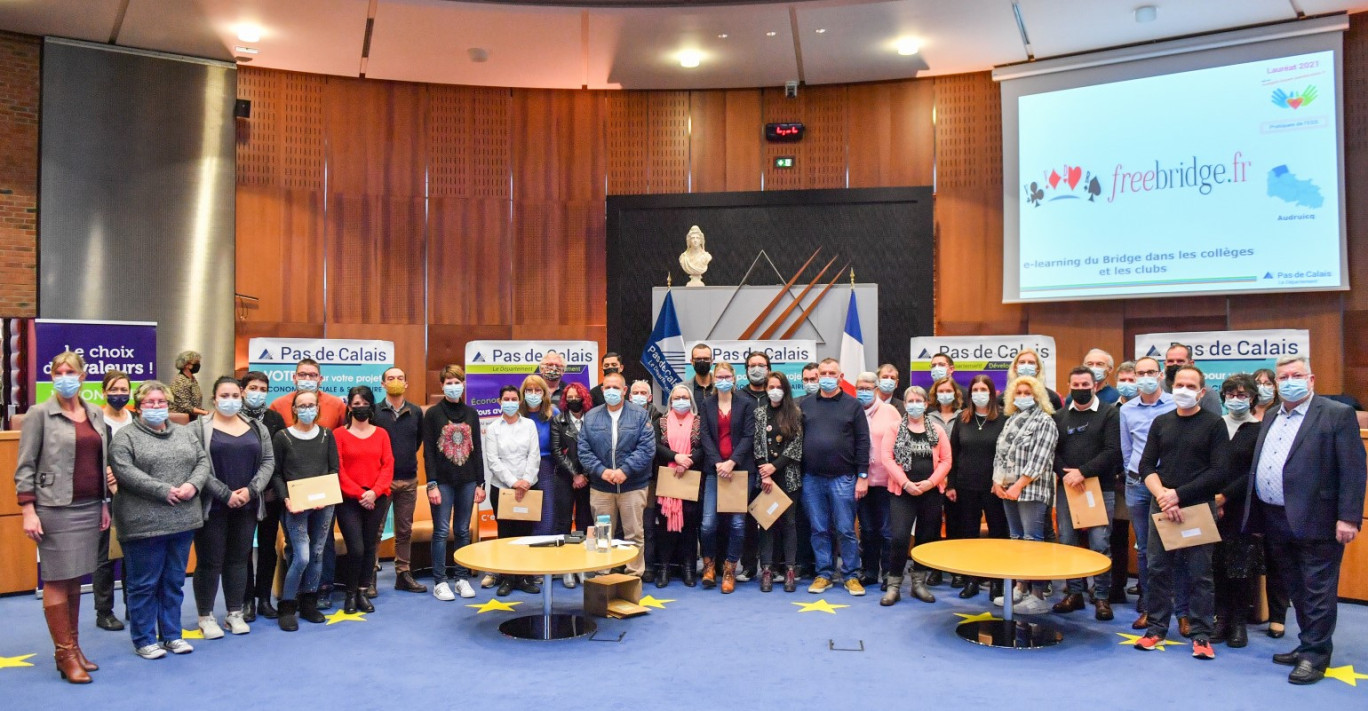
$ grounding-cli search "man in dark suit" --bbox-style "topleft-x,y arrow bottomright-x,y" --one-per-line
1244,354 -> 1365,684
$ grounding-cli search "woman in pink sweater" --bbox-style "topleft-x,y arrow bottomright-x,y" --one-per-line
878,386 -> 951,606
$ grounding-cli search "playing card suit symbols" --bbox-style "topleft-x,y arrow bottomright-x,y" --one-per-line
1066,165 -> 1082,190
1048,169 -> 1061,189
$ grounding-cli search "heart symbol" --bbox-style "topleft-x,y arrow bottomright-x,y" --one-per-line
1287,97 -> 1303,109
1067,166 -> 1082,190
1048,170 -> 1061,189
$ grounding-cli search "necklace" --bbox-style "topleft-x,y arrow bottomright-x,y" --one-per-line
974,414 -> 987,431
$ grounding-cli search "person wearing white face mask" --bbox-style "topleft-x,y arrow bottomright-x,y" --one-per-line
875,363 -> 904,412
1246,355 -> 1365,684
578,372 -> 657,577
928,352 -> 965,408
1006,349 -> 1062,411
740,351 -> 772,404
797,363 -> 820,402
422,365 -> 486,600
755,372 -> 804,592
1162,344 -> 1223,413
237,371 -> 288,622
1133,365 -> 1231,659
991,376 -> 1058,614
855,373 -> 899,589
879,386 -> 952,606
1118,356 -> 1177,632
191,377 -> 275,638
629,379 -> 662,422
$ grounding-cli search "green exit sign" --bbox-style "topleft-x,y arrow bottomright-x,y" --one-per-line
773,156 -> 795,169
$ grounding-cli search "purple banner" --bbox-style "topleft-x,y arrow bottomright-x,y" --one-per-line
31,319 -> 157,405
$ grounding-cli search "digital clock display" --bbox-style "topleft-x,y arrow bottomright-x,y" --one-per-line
765,122 -> 805,143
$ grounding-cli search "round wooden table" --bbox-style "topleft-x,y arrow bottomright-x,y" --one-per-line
911,539 -> 1111,649
454,537 -> 639,641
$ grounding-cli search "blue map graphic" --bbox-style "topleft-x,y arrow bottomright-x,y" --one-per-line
1267,165 -> 1324,208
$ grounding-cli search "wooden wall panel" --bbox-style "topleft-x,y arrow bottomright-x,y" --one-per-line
326,323 -> 426,403
648,91 -> 690,194
761,87 -> 805,191
326,196 -> 426,324
235,68 -> 325,191
428,198 -> 512,325
511,202 -> 606,326
235,187 -> 325,324
606,92 -> 648,195
689,90 -> 727,193
428,85 -> 511,199
514,90 -> 607,203
1229,292 -> 1344,391
426,324 -> 513,397
0,512 -> 38,594
1028,301 -> 1126,391
724,90 -> 763,192
803,85 -> 848,189
234,322 -> 325,372
323,79 -> 428,198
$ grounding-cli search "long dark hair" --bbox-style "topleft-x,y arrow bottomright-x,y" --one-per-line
344,385 -> 377,426
765,371 -> 801,440
960,374 -> 1001,423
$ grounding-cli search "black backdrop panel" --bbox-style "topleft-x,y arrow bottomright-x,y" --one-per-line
606,187 -> 934,380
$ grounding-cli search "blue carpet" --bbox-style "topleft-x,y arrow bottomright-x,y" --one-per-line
2,569 -> 1366,708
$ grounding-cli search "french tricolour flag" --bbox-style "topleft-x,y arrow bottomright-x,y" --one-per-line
641,290 -> 686,391
838,289 -> 864,395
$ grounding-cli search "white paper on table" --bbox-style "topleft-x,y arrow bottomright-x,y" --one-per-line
510,535 -> 565,546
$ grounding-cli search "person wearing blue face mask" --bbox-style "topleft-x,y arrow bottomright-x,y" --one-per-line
1006,349 -> 1062,411
875,363 -> 904,413
1248,366 -> 1288,637
797,363 -> 820,403
14,352 -> 111,681
1107,360 -> 1140,605
991,376 -> 1059,614
486,384 -> 544,597
237,371 -> 288,622
269,389 -> 339,631
423,365 -> 486,599
578,372 -> 657,577
110,380 -> 212,658
519,375 -> 558,539
879,386 -> 952,606
651,384 -> 702,588
1081,349 -> 1121,405
269,358 -> 347,430
1246,355 -> 1365,684
1115,361 -> 1140,403
855,372 -> 899,590
698,361 -> 757,592
1252,368 -> 1281,421
1119,356 -> 1177,633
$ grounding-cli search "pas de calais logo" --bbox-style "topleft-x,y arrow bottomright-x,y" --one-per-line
1024,165 -> 1103,207
1271,85 -> 1317,110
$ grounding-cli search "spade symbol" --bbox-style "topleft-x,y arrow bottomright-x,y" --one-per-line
1086,174 -> 1101,202
1025,181 -> 1044,207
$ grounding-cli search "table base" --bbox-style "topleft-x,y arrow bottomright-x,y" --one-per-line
955,620 -> 1063,649
499,613 -> 597,640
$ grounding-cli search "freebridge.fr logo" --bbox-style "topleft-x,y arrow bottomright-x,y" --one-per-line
1023,164 -> 1102,206
1272,85 -> 1317,110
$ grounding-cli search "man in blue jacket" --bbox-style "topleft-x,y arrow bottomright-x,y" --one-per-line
579,372 -> 657,576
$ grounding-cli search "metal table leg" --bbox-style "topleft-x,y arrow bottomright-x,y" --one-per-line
955,576 -> 1063,649
498,572 -> 598,641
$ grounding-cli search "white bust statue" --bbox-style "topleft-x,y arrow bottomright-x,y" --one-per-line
679,225 -> 711,287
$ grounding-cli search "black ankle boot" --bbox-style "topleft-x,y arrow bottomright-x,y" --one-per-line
682,564 -> 696,587
357,588 -> 375,614
655,566 -> 670,589
1228,623 -> 1248,648
959,578 -> 981,599
299,593 -> 326,624
343,590 -> 359,615
258,597 -> 278,619
989,580 -> 1004,601
277,600 -> 299,632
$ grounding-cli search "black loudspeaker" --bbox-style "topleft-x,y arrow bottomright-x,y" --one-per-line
234,99 -> 251,119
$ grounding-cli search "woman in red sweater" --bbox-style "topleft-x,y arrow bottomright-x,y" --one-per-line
334,386 -> 394,615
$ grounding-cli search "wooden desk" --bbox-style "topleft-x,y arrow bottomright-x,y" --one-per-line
912,539 -> 1110,649
454,537 -> 638,640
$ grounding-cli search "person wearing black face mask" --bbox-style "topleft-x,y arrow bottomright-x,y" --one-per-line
170,349 -> 208,418
332,386 -> 393,615
590,352 -> 623,407
551,383 -> 595,587
1164,344 -> 1222,413
94,370 -> 134,631
684,343 -> 716,405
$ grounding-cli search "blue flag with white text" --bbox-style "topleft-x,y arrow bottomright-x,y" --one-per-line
642,291 -> 686,390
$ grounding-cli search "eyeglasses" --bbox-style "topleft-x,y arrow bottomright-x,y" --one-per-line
1135,369 -> 1161,377
1275,373 -> 1309,382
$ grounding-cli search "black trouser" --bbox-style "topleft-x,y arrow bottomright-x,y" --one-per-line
193,505 -> 258,615
1145,500 -> 1215,639
889,487 -> 943,575
1262,502 -> 1343,669
947,488 -> 1008,540
794,494 -> 815,574
1213,556 -> 1257,628
1110,519 -> 1133,597
336,496 -> 390,592
1263,533 -> 1291,624
858,486 -> 892,580
244,495 -> 284,604
651,501 -> 700,570
759,499 -> 799,568
93,526 -> 122,615
553,469 -> 593,534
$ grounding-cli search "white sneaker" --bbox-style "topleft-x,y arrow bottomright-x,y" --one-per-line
562,573 -> 577,589
135,644 -> 166,660
992,587 -> 1027,607
1015,595 -> 1052,615
224,612 -> 250,635
480,574 -> 498,589
162,639 -> 194,655
454,579 -> 476,599
433,582 -> 456,601
198,615 -> 224,640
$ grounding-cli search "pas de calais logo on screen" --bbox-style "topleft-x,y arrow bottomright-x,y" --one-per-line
1024,165 -> 1103,207
1271,85 -> 1317,110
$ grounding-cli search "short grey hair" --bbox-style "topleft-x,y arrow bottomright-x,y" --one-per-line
856,371 -> 878,385
174,350 -> 201,371
1275,354 -> 1312,374
667,383 -> 697,414
903,385 -> 928,402
1085,348 -> 1114,370
629,379 -> 652,393
1116,360 -> 1137,374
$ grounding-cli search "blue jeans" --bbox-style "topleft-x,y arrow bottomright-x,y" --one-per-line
801,473 -> 860,580
1057,484 -> 1115,598
123,531 -> 194,649
700,474 -> 753,563
1003,498 -> 1050,594
1126,474 -> 1189,615
432,481 -> 478,584
282,505 -> 335,601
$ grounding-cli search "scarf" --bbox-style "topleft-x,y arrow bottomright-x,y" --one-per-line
659,411 -> 696,532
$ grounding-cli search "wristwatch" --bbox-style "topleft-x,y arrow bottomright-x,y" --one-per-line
857,472 -> 868,480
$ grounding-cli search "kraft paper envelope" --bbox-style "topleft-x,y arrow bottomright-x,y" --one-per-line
287,473 -> 343,510
716,471 -> 750,514
655,466 -> 701,502
497,488 -> 544,521
1064,476 -> 1109,529
748,485 -> 793,530
1151,504 -> 1221,550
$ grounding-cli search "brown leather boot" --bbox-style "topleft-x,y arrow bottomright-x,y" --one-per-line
67,593 -> 98,672
701,557 -> 716,589
45,604 -> 90,684
784,566 -> 797,593
721,561 -> 737,594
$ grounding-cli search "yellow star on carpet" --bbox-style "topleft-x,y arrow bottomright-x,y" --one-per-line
466,599 -> 523,614
637,595 -> 675,609
1115,632 -> 1181,651
954,611 -> 1002,624
325,609 -> 367,625
1325,665 -> 1368,687
0,653 -> 35,669
181,629 -> 205,639
792,599 -> 849,614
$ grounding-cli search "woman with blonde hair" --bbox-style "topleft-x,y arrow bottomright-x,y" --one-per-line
14,352 -> 109,682
992,375 -> 1058,614
652,383 -> 701,588
520,374 -> 558,538
1006,349 -> 1062,411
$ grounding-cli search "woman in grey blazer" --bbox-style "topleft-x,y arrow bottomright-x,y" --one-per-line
13,351 -> 109,684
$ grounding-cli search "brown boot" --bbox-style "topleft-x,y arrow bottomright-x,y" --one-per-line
45,604 -> 91,684
721,561 -> 737,594
701,557 -> 717,589
67,594 -> 98,672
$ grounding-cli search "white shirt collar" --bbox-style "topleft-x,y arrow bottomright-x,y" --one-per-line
1072,397 -> 1099,412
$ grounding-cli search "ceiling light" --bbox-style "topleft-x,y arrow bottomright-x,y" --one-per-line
234,56 -> 253,63
717,33 -> 728,39
679,50 -> 702,69
468,48 -> 489,63
766,31 -> 777,37
236,26 -> 261,43
896,39 -> 920,56
1134,5 -> 1157,23
815,28 -> 827,34
234,46 -> 259,54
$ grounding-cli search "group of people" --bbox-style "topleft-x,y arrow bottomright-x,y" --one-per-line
12,343 -> 1364,686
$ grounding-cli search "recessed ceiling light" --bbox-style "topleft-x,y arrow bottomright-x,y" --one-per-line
896,39 -> 920,56
1134,5 -> 1157,23
236,26 -> 261,43
717,33 -> 728,39
815,28 -> 827,34
766,31 -> 777,37
679,50 -> 702,69
234,56 -> 253,63
468,47 -> 490,63
234,46 -> 259,54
